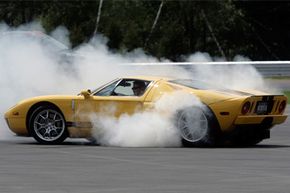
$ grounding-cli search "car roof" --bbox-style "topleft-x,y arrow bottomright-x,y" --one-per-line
123,75 -> 172,82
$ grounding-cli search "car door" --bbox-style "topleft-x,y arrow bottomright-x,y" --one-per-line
74,79 -> 151,126
92,79 -> 151,117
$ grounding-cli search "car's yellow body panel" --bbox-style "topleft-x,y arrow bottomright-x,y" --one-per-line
4,76 -> 288,142
5,95 -> 79,135
208,95 -> 288,132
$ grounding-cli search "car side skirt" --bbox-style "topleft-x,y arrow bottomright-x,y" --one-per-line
66,122 -> 93,138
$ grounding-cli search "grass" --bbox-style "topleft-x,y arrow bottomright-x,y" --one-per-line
284,91 -> 290,103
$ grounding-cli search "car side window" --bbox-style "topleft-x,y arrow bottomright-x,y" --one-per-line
112,80 -> 134,96
113,79 -> 150,96
94,80 -> 119,96
94,79 -> 151,96
131,80 -> 149,96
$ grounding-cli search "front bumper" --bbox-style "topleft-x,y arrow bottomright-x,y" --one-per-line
4,117 -> 28,136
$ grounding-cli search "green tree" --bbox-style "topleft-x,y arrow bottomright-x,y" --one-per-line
1,0 -> 290,61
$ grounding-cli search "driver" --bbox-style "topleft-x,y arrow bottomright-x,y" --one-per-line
132,80 -> 146,96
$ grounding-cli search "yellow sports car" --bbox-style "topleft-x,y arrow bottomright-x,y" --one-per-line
4,76 -> 288,146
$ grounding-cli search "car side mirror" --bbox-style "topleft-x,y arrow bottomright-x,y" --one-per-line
80,89 -> 91,99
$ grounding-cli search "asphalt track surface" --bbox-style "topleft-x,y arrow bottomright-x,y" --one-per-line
0,107 -> 289,193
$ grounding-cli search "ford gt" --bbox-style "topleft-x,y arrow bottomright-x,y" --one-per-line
4,76 -> 288,146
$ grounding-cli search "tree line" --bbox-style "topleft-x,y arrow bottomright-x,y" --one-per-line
0,0 -> 289,61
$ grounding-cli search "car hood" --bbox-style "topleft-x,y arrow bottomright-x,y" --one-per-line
6,95 -> 79,113
16,95 -> 79,105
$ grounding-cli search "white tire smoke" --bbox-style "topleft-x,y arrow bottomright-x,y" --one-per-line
0,21 -> 273,145
90,91 -> 203,147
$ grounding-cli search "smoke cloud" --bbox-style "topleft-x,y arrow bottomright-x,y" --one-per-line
91,91 -> 203,147
184,52 -> 267,91
0,21 -> 271,146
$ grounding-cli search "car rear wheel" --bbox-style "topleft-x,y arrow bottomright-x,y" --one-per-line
29,106 -> 68,144
176,106 -> 219,147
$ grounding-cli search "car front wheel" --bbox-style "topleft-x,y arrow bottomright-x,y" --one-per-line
29,106 -> 68,144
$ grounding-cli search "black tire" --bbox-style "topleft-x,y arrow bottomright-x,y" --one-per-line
175,105 -> 220,147
29,105 -> 68,144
